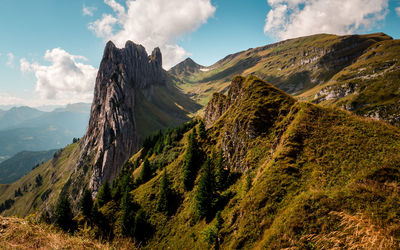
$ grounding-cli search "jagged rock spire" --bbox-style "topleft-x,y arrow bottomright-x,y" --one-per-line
78,41 -> 166,194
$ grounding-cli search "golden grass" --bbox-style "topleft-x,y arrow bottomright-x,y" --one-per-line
305,211 -> 397,249
0,216 -> 135,249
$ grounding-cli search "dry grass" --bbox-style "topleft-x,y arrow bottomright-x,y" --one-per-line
306,211 -> 398,250
0,216 -> 134,249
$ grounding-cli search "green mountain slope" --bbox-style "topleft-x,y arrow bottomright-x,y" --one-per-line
130,76 -> 400,248
300,39 -> 400,125
0,143 -> 80,217
0,149 -> 59,184
170,33 -> 400,126
21,75 -> 396,248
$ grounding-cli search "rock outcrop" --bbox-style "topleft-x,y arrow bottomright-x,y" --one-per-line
78,41 -> 167,194
204,76 -> 243,128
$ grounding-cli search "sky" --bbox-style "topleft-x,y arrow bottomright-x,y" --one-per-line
0,0 -> 399,108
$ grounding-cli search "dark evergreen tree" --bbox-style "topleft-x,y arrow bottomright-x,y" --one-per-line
80,189 -> 93,218
97,180 -> 111,207
54,195 -> 73,231
215,211 -> 224,231
215,150 -> 228,191
196,158 -> 216,218
35,174 -> 43,187
14,188 -> 22,197
133,209 -> 148,241
121,191 -> 136,237
245,173 -> 252,191
182,131 -> 200,191
157,170 -> 172,214
198,120 -> 206,139
140,158 -> 152,183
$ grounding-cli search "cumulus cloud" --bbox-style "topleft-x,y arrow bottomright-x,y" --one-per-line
89,0 -> 216,69
396,7 -> 400,16
83,5 -> 97,16
6,53 -> 15,68
264,0 -> 389,40
20,48 -> 97,103
89,14 -> 118,38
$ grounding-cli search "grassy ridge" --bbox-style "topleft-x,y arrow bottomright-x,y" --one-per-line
119,76 -> 400,248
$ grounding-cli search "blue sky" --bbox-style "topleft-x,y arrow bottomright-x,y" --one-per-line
0,0 -> 399,108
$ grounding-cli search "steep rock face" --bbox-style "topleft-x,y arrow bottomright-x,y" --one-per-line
79,41 -> 166,193
204,76 -> 243,128
204,93 -> 230,128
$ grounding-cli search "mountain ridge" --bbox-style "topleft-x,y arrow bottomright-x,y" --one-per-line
170,32 -> 399,127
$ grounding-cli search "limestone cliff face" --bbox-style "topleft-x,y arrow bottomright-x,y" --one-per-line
79,41 -> 166,194
204,76 -> 243,128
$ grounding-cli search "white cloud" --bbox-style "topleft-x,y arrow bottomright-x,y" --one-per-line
20,58 -> 31,73
89,14 -> 118,38
0,93 -> 25,106
264,0 -> 389,40
20,48 -> 97,104
6,53 -> 15,68
83,5 -> 97,16
396,7 -> 400,16
89,0 -> 216,69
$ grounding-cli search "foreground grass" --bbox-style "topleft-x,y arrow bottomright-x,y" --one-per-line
0,216 -> 134,249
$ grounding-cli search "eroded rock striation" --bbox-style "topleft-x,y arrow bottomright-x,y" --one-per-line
204,76 -> 243,128
79,41 -> 167,194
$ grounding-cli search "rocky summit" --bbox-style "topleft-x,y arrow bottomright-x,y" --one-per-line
78,41 -> 167,194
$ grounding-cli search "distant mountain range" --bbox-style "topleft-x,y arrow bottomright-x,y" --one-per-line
0,103 -> 90,162
0,149 -> 58,184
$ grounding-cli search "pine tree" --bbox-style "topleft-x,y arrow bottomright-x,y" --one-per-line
215,211 -> 224,231
215,150 -> 228,191
182,131 -> 200,191
157,170 -> 172,214
140,158 -> 152,183
97,180 -> 111,207
121,191 -> 136,237
54,195 -> 73,231
133,209 -> 147,241
80,189 -> 93,218
198,120 -> 206,139
196,158 -> 216,218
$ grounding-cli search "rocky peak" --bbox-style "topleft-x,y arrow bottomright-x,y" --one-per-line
169,57 -> 203,77
78,41 -> 166,194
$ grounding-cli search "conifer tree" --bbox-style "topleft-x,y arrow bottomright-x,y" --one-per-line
80,189 -> 93,218
133,209 -> 147,241
54,195 -> 73,231
140,158 -> 152,183
97,180 -> 111,207
198,120 -> 206,139
215,150 -> 228,191
157,170 -> 172,214
121,191 -> 136,237
196,158 -> 216,218
182,131 -> 200,191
